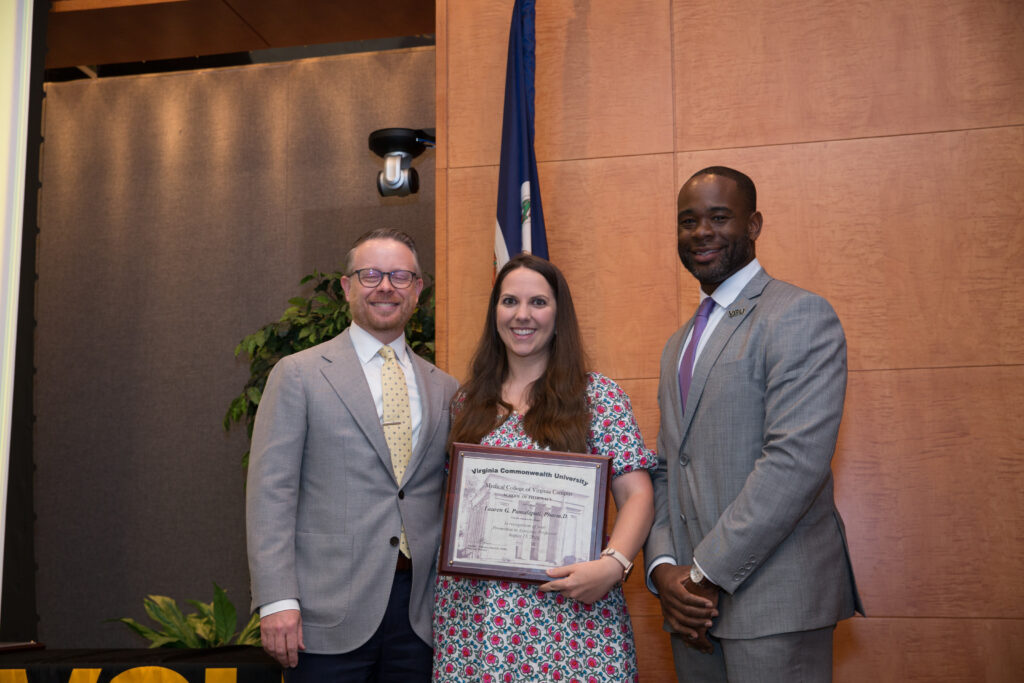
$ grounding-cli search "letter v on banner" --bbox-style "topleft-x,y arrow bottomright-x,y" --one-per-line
494,0 -> 548,274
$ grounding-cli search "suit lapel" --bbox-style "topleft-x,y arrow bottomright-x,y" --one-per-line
681,270 -> 772,433
660,325 -> 691,457
319,329 -> 393,474
403,353 -> 443,482
668,323 -> 693,424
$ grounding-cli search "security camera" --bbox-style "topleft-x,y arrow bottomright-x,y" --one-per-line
368,128 -> 435,197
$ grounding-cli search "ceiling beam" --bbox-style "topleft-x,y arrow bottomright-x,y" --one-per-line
52,0 -> 188,13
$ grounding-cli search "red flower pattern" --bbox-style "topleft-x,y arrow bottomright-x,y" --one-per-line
432,373 -> 651,682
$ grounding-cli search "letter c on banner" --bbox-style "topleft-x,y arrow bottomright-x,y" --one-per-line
109,667 -> 188,683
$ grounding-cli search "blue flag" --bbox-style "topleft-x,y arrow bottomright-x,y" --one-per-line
495,0 -> 547,269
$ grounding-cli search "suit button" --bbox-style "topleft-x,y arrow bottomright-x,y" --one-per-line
398,490 -> 405,499
389,536 -> 399,547
680,456 -> 689,466
679,514 -> 687,523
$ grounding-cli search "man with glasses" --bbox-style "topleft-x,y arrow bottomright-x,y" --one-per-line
247,228 -> 458,682
645,168 -> 862,681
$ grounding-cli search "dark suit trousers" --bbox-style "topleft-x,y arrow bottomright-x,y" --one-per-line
671,625 -> 834,683
285,567 -> 432,683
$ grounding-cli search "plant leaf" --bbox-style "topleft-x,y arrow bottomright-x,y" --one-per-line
144,595 -> 201,648
212,583 -> 238,645
186,599 -> 214,622
113,617 -> 169,644
187,613 -> 215,646
146,634 -> 184,649
236,611 -> 262,646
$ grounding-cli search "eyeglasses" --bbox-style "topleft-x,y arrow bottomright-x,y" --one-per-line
349,268 -> 419,289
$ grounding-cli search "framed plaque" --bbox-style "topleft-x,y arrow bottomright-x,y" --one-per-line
439,442 -> 611,582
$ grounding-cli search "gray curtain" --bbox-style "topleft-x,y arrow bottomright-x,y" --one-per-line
35,47 -> 435,647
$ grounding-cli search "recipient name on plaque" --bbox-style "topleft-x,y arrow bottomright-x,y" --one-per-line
439,443 -> 610,582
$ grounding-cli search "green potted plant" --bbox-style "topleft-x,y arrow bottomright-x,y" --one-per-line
114,583 -> 260,648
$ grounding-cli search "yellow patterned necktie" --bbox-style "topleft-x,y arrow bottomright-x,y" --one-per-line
379,345 -> 412,558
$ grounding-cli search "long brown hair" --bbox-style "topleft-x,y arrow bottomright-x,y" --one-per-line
449,254 -> 590,453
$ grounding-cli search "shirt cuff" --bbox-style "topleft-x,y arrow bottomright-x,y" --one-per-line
645,555 -> 677,595
259,599 -> 300,618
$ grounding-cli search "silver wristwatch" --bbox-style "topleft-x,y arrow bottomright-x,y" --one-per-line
689,563 -> 711,587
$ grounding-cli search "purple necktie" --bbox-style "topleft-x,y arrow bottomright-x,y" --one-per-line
678,297 -> 716,412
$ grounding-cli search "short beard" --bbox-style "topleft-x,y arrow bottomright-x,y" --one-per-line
678,240 -> 755,287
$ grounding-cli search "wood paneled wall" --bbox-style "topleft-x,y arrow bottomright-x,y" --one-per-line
436,0 -> 1024,679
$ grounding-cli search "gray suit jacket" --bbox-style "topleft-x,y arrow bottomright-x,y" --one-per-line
645,269 -> 862,640
246,328 -> 458,653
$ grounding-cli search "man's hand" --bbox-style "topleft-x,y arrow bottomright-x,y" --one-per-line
651,564 -> 720,654
260,609 -> 304,668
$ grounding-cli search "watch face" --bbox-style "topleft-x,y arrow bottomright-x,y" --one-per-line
690,565 -> 703,583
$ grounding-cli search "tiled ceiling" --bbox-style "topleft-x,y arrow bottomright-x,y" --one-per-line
46,0 -> 435,70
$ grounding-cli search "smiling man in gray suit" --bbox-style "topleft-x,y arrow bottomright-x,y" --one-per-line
645,167 -> 862,682
246,228 -> 458,681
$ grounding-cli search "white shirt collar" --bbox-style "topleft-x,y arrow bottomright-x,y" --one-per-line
702,258 -> 762,310
348,322 -> 408,366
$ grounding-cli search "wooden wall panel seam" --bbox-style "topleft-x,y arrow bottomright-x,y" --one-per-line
676,122 -> 1024,155
848,364 -> 1024,373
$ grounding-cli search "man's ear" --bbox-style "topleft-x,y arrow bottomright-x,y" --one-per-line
748,211 -> 763,241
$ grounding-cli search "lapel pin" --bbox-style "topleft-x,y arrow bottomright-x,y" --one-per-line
728,308 -> 746,318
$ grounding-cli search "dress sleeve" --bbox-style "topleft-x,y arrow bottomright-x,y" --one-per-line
584,372 -> 657,478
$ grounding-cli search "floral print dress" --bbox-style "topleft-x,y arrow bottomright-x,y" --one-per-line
433,373 -> 656,682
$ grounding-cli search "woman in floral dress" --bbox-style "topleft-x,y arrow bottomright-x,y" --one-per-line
433,254 -> 656,682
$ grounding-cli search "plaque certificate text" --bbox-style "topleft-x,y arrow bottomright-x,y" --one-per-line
439,443 -> 610,582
